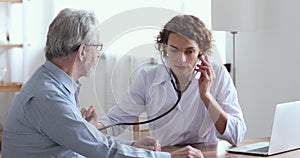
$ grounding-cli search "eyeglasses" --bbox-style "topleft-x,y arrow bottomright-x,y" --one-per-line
85,43 -> 103,52
162,44 -> 198,57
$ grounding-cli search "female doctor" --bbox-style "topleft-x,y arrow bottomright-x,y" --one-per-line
83,14 -> 247,147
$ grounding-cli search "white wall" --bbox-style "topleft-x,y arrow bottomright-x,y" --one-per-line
236,0 -> 300,138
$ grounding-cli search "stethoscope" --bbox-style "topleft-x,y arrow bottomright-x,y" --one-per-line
98,44 -> 198,131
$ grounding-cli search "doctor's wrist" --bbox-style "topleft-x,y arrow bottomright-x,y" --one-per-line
95,122 -> 107,133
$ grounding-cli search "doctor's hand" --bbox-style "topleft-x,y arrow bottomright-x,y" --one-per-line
81,106 -> 99,126
132,136 -> 161,151
195,55 -> 215,98
171,145 -> 204,158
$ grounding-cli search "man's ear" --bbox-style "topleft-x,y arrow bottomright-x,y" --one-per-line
77,44 -> 87,61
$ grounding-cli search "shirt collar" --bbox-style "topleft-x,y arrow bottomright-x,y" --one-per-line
44,60 -> 80,95
154,64 -> 199,86
152,64 -> 173,85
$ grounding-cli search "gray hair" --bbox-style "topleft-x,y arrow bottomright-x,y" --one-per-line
45,8 -> 99,60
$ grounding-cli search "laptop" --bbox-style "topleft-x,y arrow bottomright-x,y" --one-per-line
227,100 -> 300,156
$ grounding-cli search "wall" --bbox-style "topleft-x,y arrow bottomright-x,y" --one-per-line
236,0 -> 300,138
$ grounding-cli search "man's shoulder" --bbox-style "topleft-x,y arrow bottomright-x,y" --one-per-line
21,67 -> 65,98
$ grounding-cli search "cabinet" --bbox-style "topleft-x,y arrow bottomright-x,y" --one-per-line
0,0 -> 28,91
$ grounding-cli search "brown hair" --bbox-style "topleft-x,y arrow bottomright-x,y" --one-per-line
156,14 -> 213,56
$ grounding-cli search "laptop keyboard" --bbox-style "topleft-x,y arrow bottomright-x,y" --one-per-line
249,146 -> 269,153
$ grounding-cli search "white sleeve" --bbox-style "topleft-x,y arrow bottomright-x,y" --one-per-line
99,70 -> 147,136
212,64 -> 247,145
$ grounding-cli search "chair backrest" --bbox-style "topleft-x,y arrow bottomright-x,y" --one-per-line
133,117 -> 150,141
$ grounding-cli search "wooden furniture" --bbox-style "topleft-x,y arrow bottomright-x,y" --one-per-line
133,124 -> 149,141
0,0 -> 26,144
133,117 -> 150,141
0,129 -> 2,152
0,82 -> 22,152
162,137 -> 300,158
0,0 -> 28,88
0,0 -> 22,2
0,82 -> 22,92
0,0 -> 25,49
0,43 -> 22,48
0,83 -> 22,151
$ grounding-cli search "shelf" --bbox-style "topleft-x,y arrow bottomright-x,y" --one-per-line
0,43 -> 23,48
0,0 -> 22,2
0,82 -> 22,92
